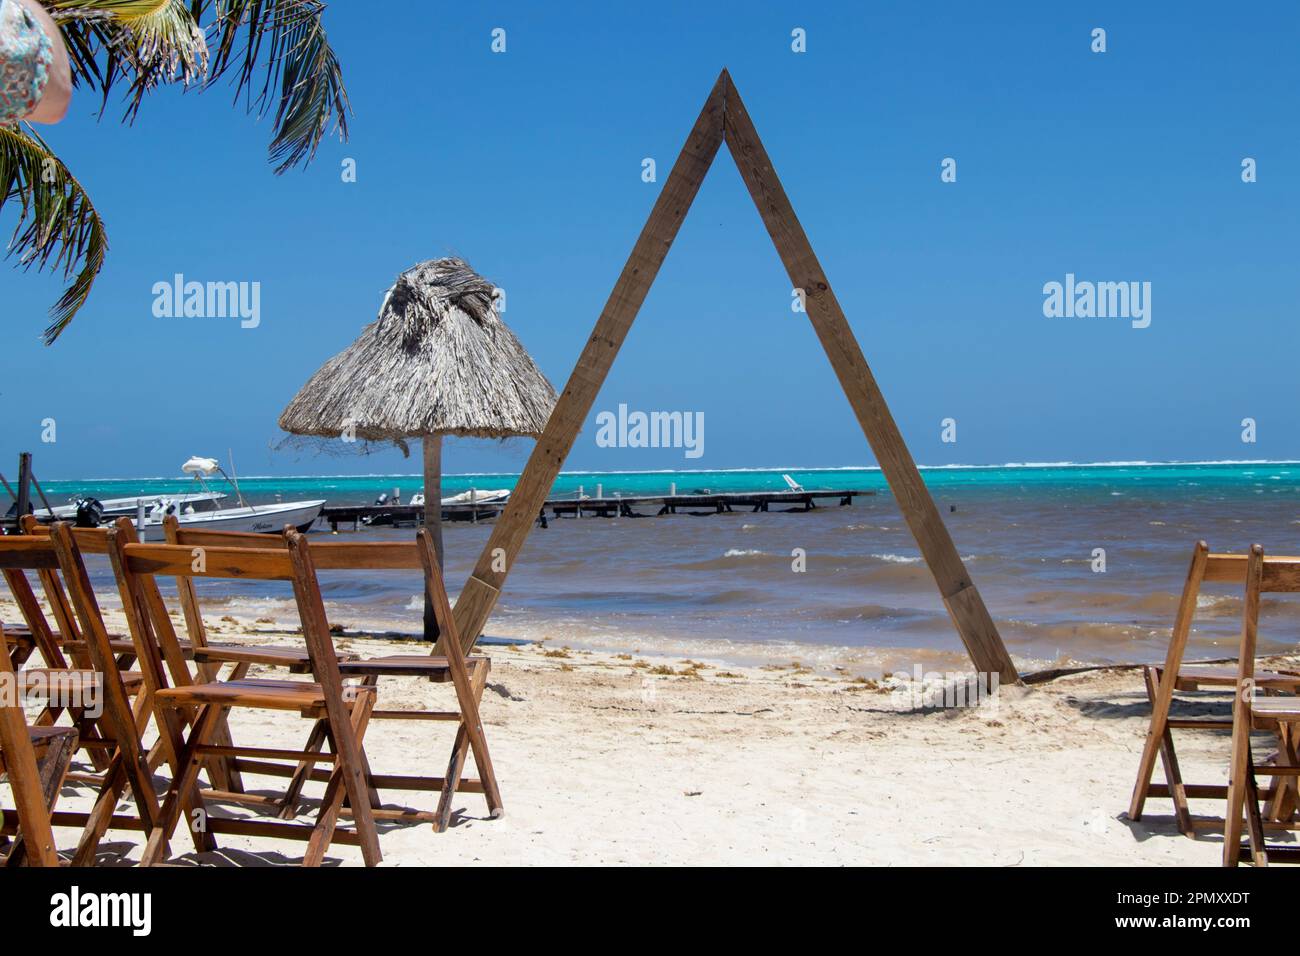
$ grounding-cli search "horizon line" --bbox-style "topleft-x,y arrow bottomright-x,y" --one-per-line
31,459 -> 1300,484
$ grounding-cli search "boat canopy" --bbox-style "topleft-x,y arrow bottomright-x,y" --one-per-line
182,456 -> 220,476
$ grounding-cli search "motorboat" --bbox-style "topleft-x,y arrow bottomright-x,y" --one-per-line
129,457 -> 324,541
405,490 -> 512,507
33,491 -> 226,521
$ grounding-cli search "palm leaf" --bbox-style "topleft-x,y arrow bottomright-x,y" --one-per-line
193,0 -> 349,173
47,0 -> 209,119
0,125 -> 108,343
47,1 -> 349,173
4,1 -> 348,342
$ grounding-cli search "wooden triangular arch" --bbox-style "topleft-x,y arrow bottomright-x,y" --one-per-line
451,69 -> 1019,685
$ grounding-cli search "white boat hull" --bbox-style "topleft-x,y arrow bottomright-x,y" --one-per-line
39,492 -> 226,520
134,500 -> 325,541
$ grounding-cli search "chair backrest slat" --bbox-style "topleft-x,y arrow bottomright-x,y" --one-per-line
19,516 -> 113,554
166,524 -> 285,550
121,543 -> 295,580
1260,558 -> 1300,593
0,541 -> 61,570
168,522 -> 423,571
307,542 -> 421,571
162,524 -> 437,653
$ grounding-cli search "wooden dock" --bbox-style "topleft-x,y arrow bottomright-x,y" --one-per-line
317,489 -> 873,531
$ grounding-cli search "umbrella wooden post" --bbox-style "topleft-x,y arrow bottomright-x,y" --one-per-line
423,436 -> 444,643
453,69 -> 1019,685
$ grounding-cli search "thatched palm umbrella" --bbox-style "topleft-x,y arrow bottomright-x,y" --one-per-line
278,257 -> 557,639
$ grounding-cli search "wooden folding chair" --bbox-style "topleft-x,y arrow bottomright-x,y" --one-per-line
15,515 -> 139,670
0,527 -> 173,865
279,529 -> 502,831
1128,541 -> 1300,834
10,521 -> 234,790
1221,546 -> 1300,866
109,528 -> 382,866
22,516 -> 329,679
165,522 -> 503,832
0,624 -> 78,866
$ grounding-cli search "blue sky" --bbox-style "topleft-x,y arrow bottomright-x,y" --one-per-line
3,1 -> 1297,480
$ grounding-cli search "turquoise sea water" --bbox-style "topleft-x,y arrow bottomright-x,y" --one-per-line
36,460 -> 1300,506
21,462 -> 1300,673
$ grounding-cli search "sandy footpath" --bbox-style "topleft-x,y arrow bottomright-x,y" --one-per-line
4,598 -> 1286,866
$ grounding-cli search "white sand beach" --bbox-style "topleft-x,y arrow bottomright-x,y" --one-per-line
8,597 -> 1276,867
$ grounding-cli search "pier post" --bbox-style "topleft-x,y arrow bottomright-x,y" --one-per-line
15,452 -> 32,520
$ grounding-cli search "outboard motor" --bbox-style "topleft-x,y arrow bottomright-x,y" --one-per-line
73,496 -> 104,528
374,492 -> 389,506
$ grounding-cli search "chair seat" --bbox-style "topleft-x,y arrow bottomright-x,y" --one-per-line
0,726 -> 79,778
61,637 -> 137,656
154,678 -> 373,717
1,625 -> 35,646
337,654 -> 489,682
192,643 -> 338,674
17,668 -> 143,693
28,725 -> 79,756
1166,665 -> 1300,691
1250,696 -> 1300,726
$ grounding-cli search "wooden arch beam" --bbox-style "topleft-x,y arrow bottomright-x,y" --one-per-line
452,69 -> 1019,685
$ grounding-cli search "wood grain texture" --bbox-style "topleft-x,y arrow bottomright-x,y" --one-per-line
1128,541 -> 1208,825
0,628 -> 64,866
449,70 -> 1017,683
451,71 -> 728,650
720,72 -> 1015,683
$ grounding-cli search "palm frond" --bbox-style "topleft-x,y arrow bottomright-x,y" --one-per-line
47,0 -> 209,119
0,125 -> 108,343
46,1 -> 346,172
4,1 -> 347,342
48,0 -> 174,15
194,0 -> 349,173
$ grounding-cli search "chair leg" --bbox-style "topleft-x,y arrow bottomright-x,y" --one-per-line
434,661 -> 504,831
202,663 -> 247,794
8,641 -> 34,670
278,718 -> 329,820
1265,725 -> 1299,823
304,691 -> 377,867
141,705 -> 220,866
463,661 -> 503,818
203,714 -> 244,795
1130,666 -> 1171,821
356,677 -> 381,809
1243,755 -> 1268,867
4,729 -> 76,868
435,724 -> 470,833
71,753 -> 136,866
145,735 -> 169,773
1138,667 -> 1194,834
69,716 -> 167,867
1223,718 -> 1253,867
